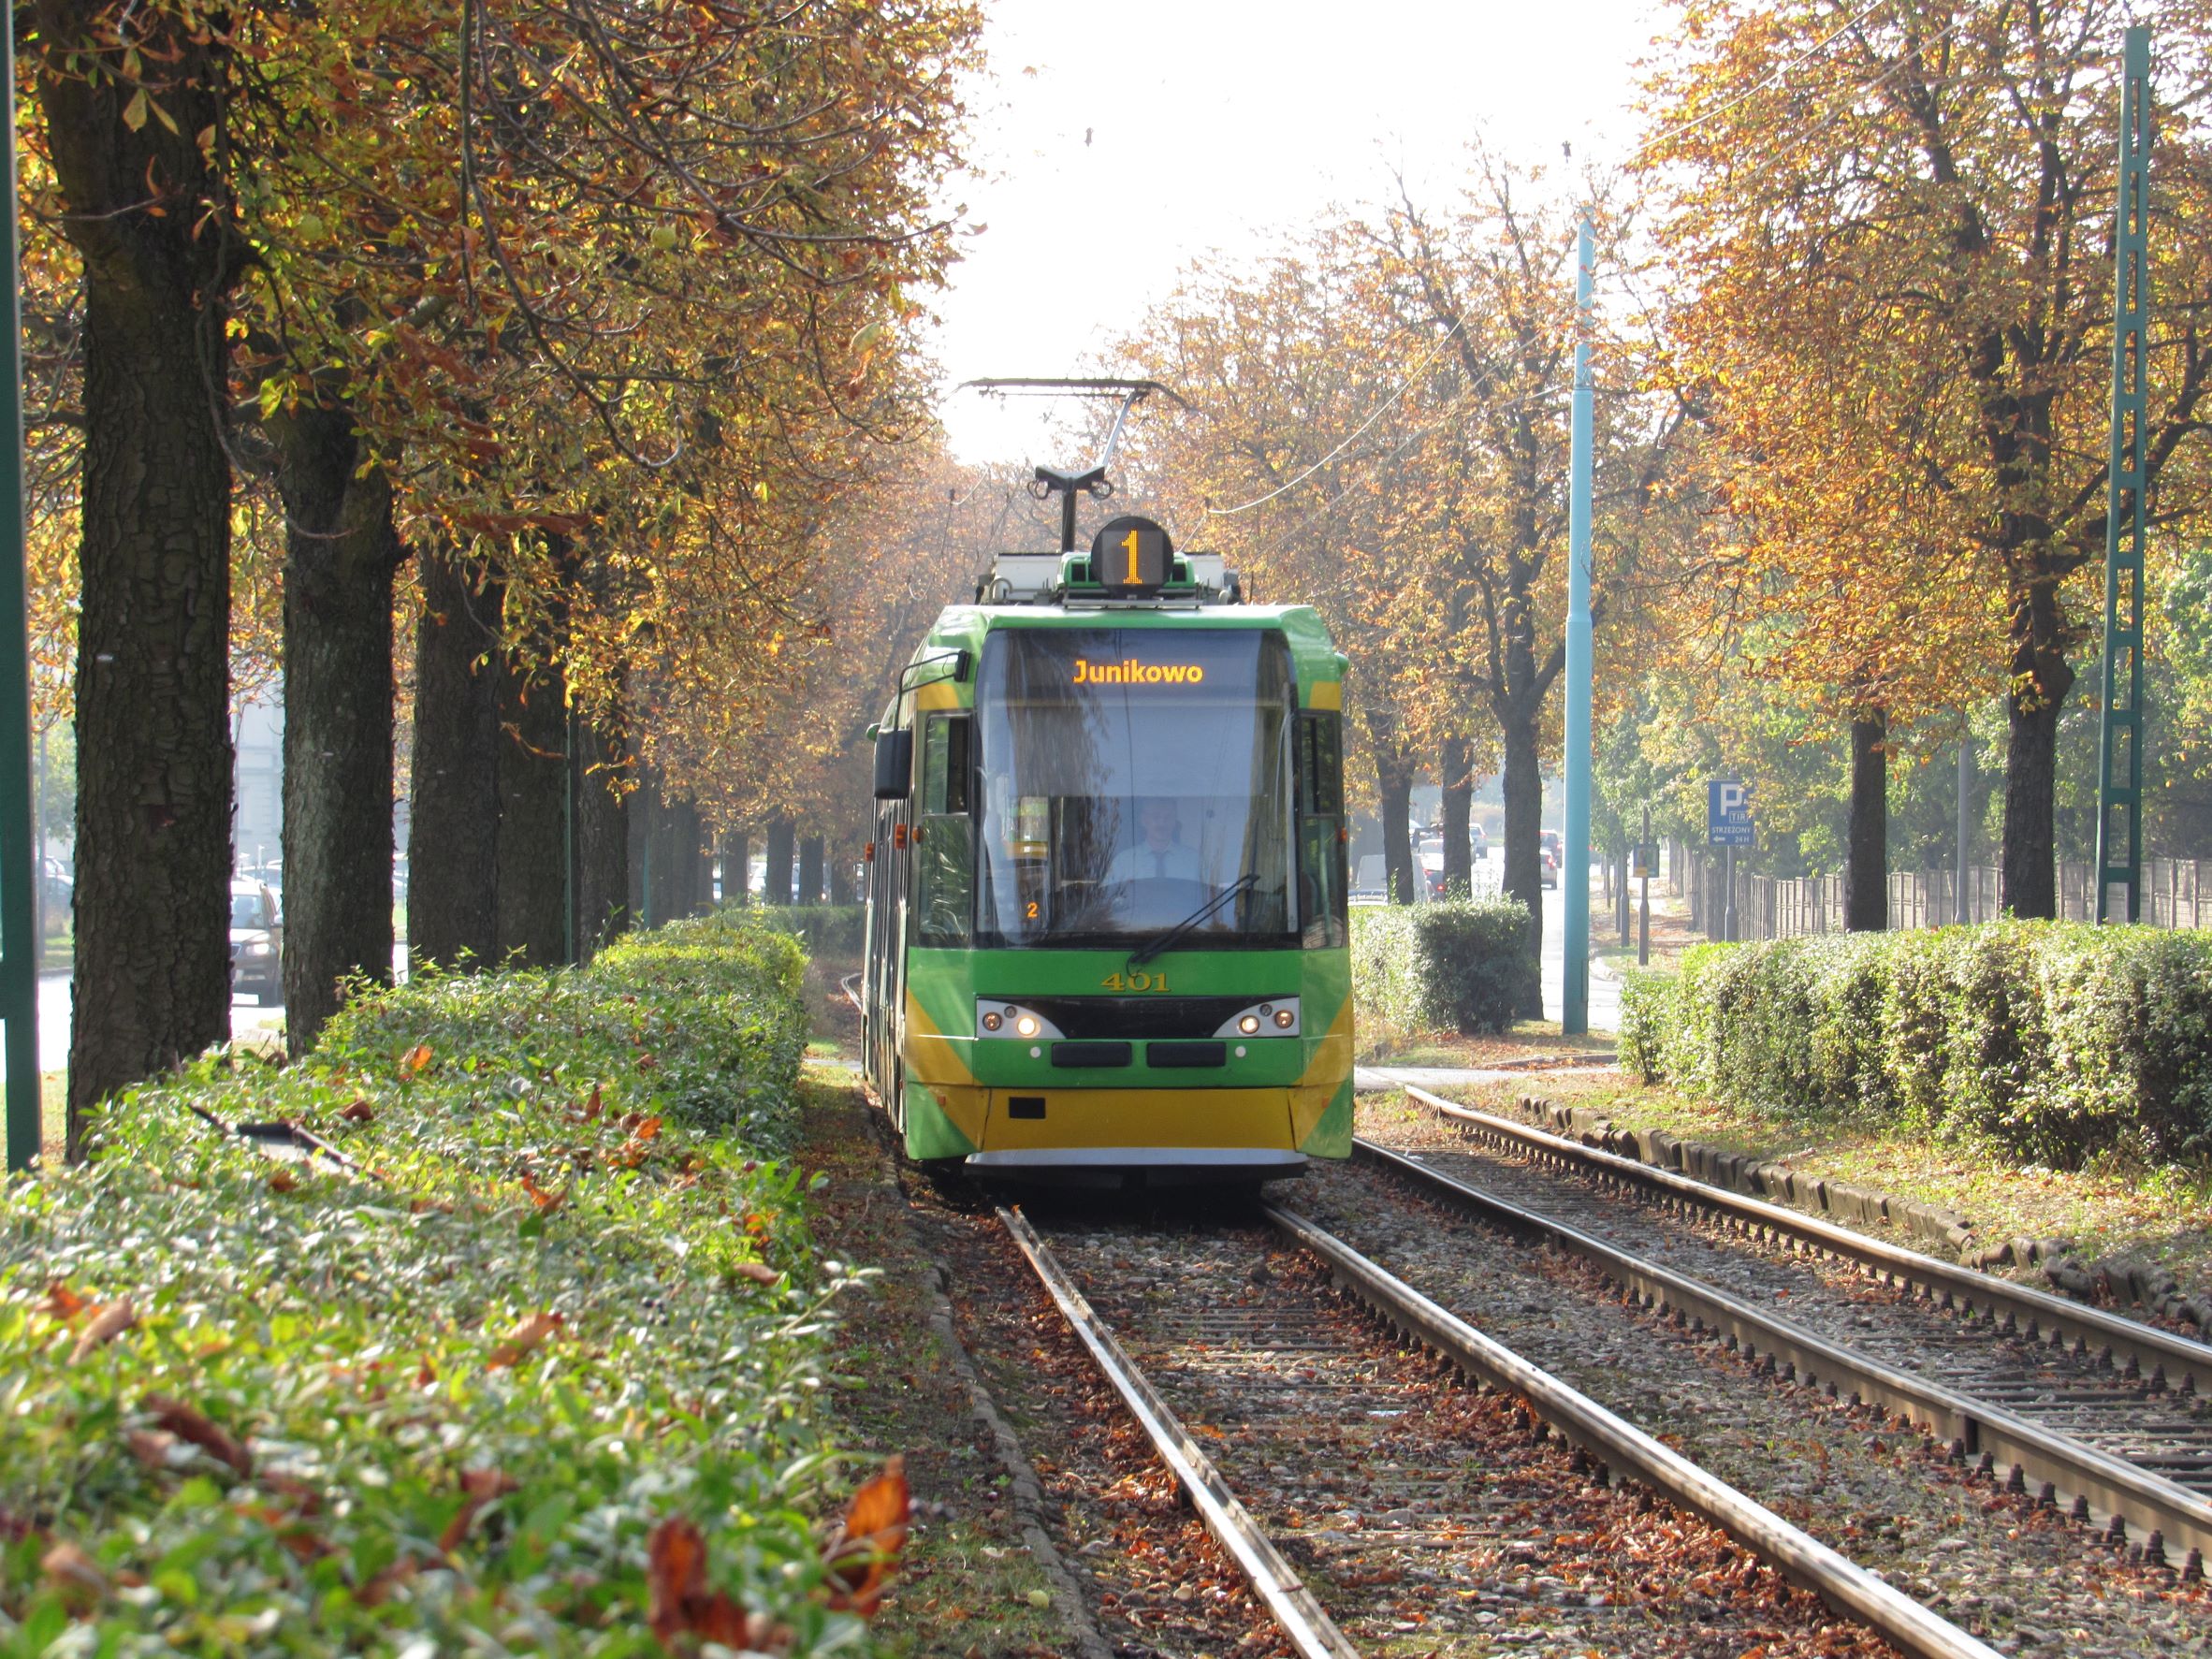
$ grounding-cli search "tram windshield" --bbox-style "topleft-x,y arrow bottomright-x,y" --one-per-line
975,628 -> 1296,947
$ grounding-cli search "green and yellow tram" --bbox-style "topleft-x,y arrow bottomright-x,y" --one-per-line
860,510 -> 1353,1181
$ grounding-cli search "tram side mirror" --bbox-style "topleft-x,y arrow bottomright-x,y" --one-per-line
873,728 -> 913,800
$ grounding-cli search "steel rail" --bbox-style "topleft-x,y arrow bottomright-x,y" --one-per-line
997,1207 -> 1360,1659
1354,1135 -> 2212,1567
1264,1203 -> 2005,1659
1407,1087 -> 2212,1397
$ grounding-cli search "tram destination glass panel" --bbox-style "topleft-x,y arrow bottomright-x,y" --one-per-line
976,629 -> 1296,947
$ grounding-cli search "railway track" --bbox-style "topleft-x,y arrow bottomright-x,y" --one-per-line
1005,1202 -> 2002,1659
1355,1085 -> 2212,1573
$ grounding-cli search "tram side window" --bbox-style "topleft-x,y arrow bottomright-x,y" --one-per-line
913,714 -> 974,946
1297,711 -> 1348,948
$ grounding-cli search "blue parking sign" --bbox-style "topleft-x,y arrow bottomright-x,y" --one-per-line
1708,779 -> 1754,847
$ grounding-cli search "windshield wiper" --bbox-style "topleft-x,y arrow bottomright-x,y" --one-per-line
1127,874 -> 1258,968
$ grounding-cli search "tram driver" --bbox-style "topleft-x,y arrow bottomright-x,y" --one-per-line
1105,797 -> 1203,886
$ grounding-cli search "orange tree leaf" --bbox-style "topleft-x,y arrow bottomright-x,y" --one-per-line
140,1394 -> 253,1477
822,1454 -> 909,1615
69,1297 -> 138,1363
487,1311 -> 563,1369
646,1516 -> 708,1643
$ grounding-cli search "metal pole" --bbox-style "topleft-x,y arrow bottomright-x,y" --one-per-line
1955,717 -> 1972,925
2095,24 -> 2151,924
1724,845 -> 1737,943
1563,212 -> 1595,1034
1637,804 -> 1651,968
1,22 -> 40,1171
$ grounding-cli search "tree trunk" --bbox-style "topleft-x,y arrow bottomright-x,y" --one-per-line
2000,577 -> 2073,919
409,550 -> 501,972
44,14 -> 239,1135
719,829 -> 749,907
763,817 -> 795,907
1499,718 -> 1544,1019
271,406 -> 399,1053
1439,735 -> 1472,896
675,801 -> 706,917
627,770 -> 652,927
573,712 -> 629,959
496,658 -> 569,966
798,836 -> 824,907
1844,709 -> 1888,932
1375,750 -> 1414,907
829,844 -> 853,904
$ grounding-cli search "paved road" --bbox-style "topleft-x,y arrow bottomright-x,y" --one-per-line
36,946 -> 408,1070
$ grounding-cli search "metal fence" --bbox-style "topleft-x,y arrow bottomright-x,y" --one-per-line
1665,839 -> 2210,941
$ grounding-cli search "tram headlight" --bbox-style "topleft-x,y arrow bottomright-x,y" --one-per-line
977,1001 -> 1064,1041
1215,999 -> 1300,1039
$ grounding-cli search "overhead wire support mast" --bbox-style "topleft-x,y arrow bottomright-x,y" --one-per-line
0,21 -> 36,1170
1563,214 -> 1595,1034
2095,26 -> 2151,925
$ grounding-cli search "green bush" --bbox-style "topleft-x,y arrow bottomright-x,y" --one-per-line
1621,921 -> 2212,1167
0,916 -> 874,1655
740,902 -> 865,959
1352,897 -> 1533,1037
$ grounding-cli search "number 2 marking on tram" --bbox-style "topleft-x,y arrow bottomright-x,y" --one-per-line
1026,901 -> 1040,919
1122,528 -> 1141,584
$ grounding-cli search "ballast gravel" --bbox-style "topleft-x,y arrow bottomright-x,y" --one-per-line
1301,1148 -> 2210,1658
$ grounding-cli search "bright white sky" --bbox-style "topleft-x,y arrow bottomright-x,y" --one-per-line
933,0 -> 1668,464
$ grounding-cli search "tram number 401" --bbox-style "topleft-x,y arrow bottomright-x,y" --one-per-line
1099,971 -> 1171,993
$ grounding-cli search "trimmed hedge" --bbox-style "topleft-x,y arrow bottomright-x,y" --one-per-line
1622,922 -> 2212,1167
0,916 -> 881,1655
1352,897 -> 1535,1037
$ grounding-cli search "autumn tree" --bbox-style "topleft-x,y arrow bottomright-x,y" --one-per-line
26,0 -> 248,1122
1644,0 -> 2212,917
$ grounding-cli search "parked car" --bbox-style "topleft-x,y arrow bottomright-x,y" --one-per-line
1539,848 -> 1560,889
1471,823 -> 1490,860
229,880 -> 284,1004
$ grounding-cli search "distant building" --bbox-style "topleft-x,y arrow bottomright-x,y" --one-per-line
236,693 -> 282,878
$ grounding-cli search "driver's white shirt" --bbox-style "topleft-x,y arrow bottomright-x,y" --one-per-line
1107,840 -> 1203,883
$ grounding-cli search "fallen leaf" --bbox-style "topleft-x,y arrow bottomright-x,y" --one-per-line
440,1468 -> 519,1551
42,1540 -> 107,1606
340,1100 -> 375,1123
519,1173 -> 567,1214
487,1311 -> 563,1369
69,1297 -> 138,1363
140,1394 -> 253,1477
357,1556 -> 419,1607
647,1517 -> 790,1651
40,1282 -> 88,1320
734,1261 -> 781,1287
267,1168 -> 299,1194
822,1455 -> 910,1616
581,1084 -> 604,1121
401,1043 -> 434,1076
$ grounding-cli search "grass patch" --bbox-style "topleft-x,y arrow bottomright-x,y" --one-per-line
1,914 -> 900,1654
1430,1068 -> 2212,1292
795,1076 -> 1066,1654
